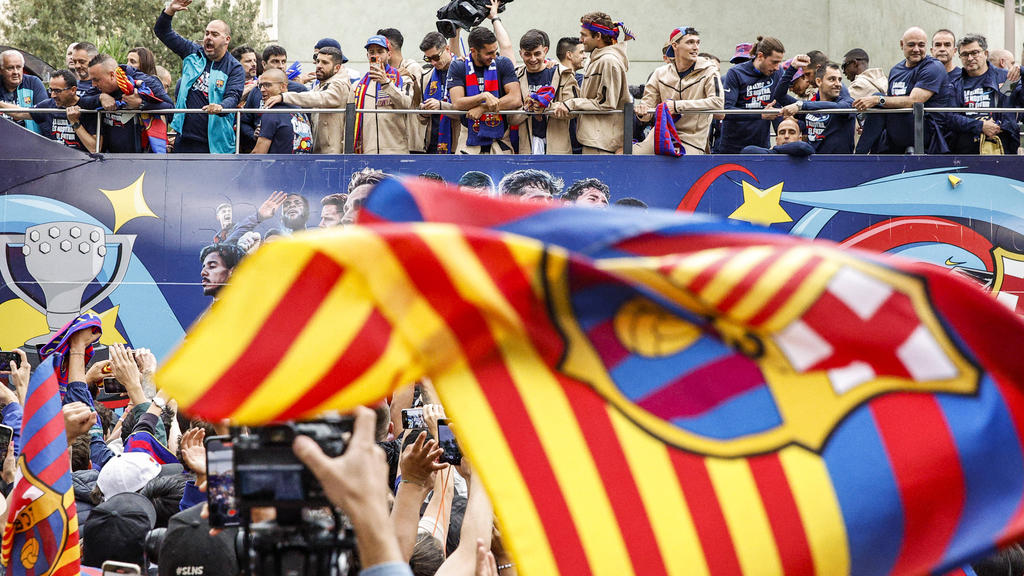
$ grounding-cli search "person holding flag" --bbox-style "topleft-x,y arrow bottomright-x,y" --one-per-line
352,35 -> 413,154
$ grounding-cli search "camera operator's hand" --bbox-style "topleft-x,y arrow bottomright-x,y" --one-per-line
487,0 -> 499,20
180,426 -> 207,483
109,343 -> 145,405
0,348 -> 29,405
293,406 -> 402,568
400,429 -> 445,487
423,403 -> 445,441
62,402 -> 95,443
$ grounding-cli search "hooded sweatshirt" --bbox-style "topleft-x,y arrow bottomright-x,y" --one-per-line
637,57 -> 723,154
563,42 -> 630,153
720,60 -> 784,153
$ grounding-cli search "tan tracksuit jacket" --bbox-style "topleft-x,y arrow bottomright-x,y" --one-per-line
563,42 -> 630,153
280,71 -> 352,154
511,63 -> 578,154
357,76 -> 413,154
635,57 -> 724,154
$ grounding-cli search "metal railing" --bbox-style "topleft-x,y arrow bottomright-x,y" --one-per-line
8,101 -> 1018,156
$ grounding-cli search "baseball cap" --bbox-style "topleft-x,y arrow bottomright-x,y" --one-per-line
731,41 -> 754,64
82,492 -> 157,568
158,504 -> 240,576
664,26 -> 698,59
314,38 -> 341,51
97,452 -> 162,498
842,48 -> 869,68
783,59 -> 805,80
365,35 -> 390,50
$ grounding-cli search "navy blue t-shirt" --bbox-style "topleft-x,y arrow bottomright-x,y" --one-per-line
447,57 -> 517,96
800,88 -> 855,154
885,56 -> 950,150
257,103 -> 312,154
75,78 -> 93,98
30,98 -> 98,150
525,67 -> 556,139
241,80 -> 308,148
721,60 -> 784,153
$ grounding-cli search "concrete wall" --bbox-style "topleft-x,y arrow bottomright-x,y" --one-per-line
270,0 -> 1024,84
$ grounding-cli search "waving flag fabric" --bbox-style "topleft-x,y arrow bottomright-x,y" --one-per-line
1,355 -> 80,576
158,179 -> 1024,576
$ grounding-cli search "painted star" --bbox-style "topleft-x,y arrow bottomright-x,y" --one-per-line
99,173 -> 159,232
729,181 -> 792,226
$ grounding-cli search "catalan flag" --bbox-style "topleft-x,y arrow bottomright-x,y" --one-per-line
159,179 -> 1024,576
2,355 -> 80,576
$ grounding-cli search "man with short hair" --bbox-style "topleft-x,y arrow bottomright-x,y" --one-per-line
415,31 -> 461,154
353,35 -> 414,154
457,171 -> 494,196
319,194 -> 347,227
0,50 -> 47,134
948,34 -> 1019,154
30,69 -> 99,151
240,45 -> 309,153
231,45 -> 259,101
719,36 -> 786,153
854,26 -> 952,154
267,46 -> 351,154
213,203 -> 234,243
557,37 -> 585,81
842,48 -> 888,98
82,53 -> 173,153
563,178 -> 610,206
200,243 -> 245,300
155,0 -> 245,153
379,27 -> 428,153
634,26 -> 723,155
932,29 -> 960,80
507,28 -> 578,154
70,42 -> 99,95
250,68 -> 312,154
343,169 -> 390,224
227,190 -> 311,244
447,26 -> 521,154
550,12 -> 631,154
780,62 -> 855,153
498,169 -> 563,201
741,117 -> 814,156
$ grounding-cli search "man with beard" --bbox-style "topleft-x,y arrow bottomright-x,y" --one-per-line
415,31 -> 460,154
155,0 -> 244,153
319,194 -> 346,228
240,45 -> 309,152
30,69 -> 99,151
69,42 -> 99,96
718,35 -> 787,153
854,26 -> 952,153
227,191 -> 310,245
199,243 -> 245,301
948,34 -> 1020,155
231,45 -> 259,101
267,46 -> 351,154
779,62 -> 855,153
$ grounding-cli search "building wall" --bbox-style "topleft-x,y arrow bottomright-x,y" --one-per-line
271,0 -> 1024,84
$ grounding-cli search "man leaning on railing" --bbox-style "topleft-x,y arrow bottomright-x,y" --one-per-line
154,0 -> 244,154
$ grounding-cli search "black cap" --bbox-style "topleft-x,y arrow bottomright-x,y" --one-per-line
158,504 -> 240,576
842,48 -> 869,67
82,492 -> 157,568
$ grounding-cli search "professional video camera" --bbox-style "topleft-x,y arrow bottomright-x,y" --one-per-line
436,0 -> 513,38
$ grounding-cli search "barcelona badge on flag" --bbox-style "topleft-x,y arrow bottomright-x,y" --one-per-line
159,178 -> 1024,576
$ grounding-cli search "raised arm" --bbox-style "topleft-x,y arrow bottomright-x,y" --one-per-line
154,0 -> 200,60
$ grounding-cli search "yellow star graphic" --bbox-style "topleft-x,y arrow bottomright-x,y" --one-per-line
728,180 -> 792,226
99,173 -> 159,232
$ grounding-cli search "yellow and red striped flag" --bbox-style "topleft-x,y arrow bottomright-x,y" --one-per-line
159,182 -> 1024,576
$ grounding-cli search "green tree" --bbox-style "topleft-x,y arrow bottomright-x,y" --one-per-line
0,0 -> 267,78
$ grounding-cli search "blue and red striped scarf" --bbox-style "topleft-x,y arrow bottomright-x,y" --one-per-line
38,313 -> 102,401
353,64 -> 402,154
654,101 -> 685,156
425,67 -> 453,154
463,58 -> 506,146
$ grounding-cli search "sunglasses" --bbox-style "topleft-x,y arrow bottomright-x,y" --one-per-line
423,53 -> 445,63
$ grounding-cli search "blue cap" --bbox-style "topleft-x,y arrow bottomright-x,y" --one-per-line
314,38 -> 341,51
365,35 -> 390,50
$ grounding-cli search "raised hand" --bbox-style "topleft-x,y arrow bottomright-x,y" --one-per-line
258,190 -> 287,222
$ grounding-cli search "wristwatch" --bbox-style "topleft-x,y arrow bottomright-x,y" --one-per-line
150,396 -> 167,409
70,121 -> 81,130
878,96 -> 886,106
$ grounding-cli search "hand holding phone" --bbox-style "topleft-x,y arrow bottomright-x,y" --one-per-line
0,351 -> 21,370
102,560 -> 142,575
402,408 -> 426,430
101,376 -> 127,395
205,435 -> 239,528
437,419 -> 462,466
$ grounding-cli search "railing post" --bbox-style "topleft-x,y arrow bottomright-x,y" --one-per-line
95,110 -> 102,154
622,100 -> 633,155
913,102 -> 925,155
235,110 -> 241,154
344,102 -> 356,154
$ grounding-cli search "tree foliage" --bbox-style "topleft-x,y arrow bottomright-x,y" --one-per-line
0,0 -> 267,78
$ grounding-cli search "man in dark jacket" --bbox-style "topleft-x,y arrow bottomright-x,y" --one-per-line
948,34 -> 1020,155
81,54 -> 173,153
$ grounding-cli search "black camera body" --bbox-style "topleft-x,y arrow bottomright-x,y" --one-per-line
436,0 -> 512,38
233,419 -> 352,510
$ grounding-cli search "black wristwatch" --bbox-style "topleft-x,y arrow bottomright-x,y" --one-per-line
71,121 -> 81,130
877,96 -> 886,106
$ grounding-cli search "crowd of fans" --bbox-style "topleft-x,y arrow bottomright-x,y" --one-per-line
1,0 -> 1022,155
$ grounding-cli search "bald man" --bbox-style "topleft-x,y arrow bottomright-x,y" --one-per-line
989,48 -> 1015,71
854,26 -> 951,153
155,0 -> 244,153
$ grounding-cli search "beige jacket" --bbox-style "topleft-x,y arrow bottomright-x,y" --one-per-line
357,76 -> 413,154
414,65 -> 462,153
564,42 -> 630,153
849,68 -> 888,100
401,58 -> 428,152
511,63 -> 578,154
280,71 -> 352,154
636,58 -> 723,154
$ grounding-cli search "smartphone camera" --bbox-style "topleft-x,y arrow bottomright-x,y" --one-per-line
206,435 -> 240,528
401,408 -> 426,430
101,376 -> 127,395
234,418 -> 353,509
437,419 -> 462,466
102,560 -> 142,575
0,351 -> 20,370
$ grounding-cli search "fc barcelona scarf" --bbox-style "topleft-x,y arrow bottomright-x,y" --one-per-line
463,59 -> 505,146
38,312 -> 102,401
425,67 -> 453,154
654,101 -> 685,157
114,66 -> 168,153
353,65 -> 402,154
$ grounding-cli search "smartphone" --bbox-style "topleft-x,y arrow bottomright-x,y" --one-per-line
101,376 -> 127,395
402,408 -> 426,430
102,560 -> 142,575
0,351 -> 20,370
205,435 -> 240,528
437,419 -> 462,466
0,425 -> 13,459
